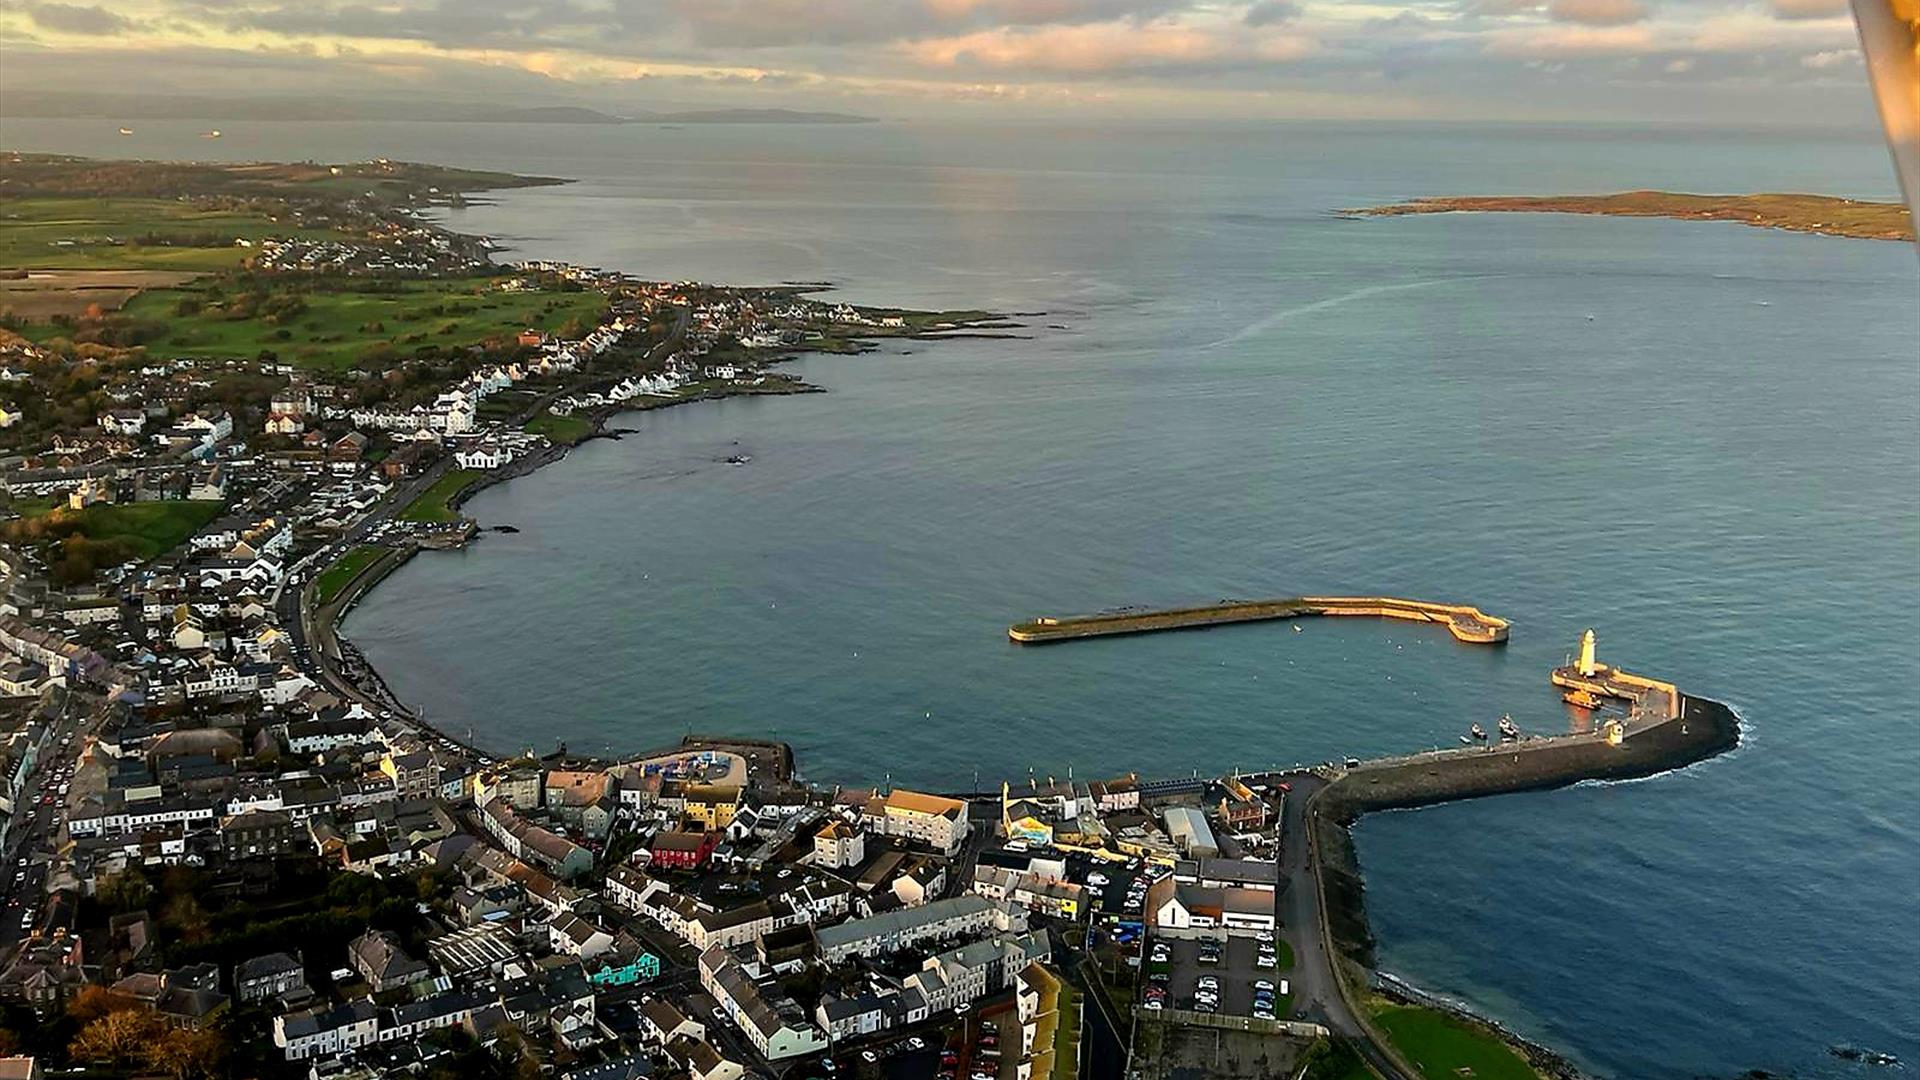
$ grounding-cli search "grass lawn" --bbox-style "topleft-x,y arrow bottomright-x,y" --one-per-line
101,279 -> 605,371
4,495 -> 63,520
314,545 -> 386,605
1301,1038 -> 1381,1080
1369,999 -> 1543,1080
0,196 -> 338,271
52,500 -> 224,560
1052,985 -> 1081,1080
1274,938 -> 1297,971
524,410 -> 592,445
399,469 -> 483,523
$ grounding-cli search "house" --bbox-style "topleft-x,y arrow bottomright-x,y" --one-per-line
650,829 -> 720,871
347,930 -> 430,992
235,951 -> 308,1004
548,913 -> 617,960
329,432 -> 368,463
220,809 -> 297,858
274,1000 -> 380,1060
863,789 -> 969,855
634,997 -> 702,1048
699,946 -> 829,1061
1146,878 -> 1276,938
99,409 -> 148,435
812,819 -> 864,870
813,895 -> 1012,964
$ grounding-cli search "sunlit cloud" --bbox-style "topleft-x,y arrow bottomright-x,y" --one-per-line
0,0 -> 1879,123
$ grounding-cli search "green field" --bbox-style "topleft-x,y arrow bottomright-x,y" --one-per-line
524,410 -> 592,445
0,197 -> 339,271
399,469 -> 483,523
98,280 -> 605,371
1,499 -> 225,582
314,545 -> 386,605
1369,999 -> 1542,1080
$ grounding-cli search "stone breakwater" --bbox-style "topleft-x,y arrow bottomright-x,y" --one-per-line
1310,693 -> 1741,971
1009,595 -> 1509,644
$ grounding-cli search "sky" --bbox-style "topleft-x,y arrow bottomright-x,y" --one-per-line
0,0 -> 1881,126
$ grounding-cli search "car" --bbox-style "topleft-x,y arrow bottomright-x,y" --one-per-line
1087,872 -> 1109,886
1258,953 -> 1277,968
941,1051 -> 959,1066
860,1051 -> 878,1064
980,1022 -> 997,1033
906,1037 -> 925,1051
1149,970 -> 1171,983
1253,979 -> 1276,992
1142,999 -> 1163,1011
953,1001 -> 970,1014
1197,976 -> 1219,989
1253,1007 -> 1276,1021
1194,1000 -> 1217,1013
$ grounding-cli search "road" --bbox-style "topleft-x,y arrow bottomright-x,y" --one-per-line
1,691 -> 90,955
1270,771 -> 1418,1080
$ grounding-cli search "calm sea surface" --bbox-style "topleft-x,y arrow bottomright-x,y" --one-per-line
6,118 -> 1915,1077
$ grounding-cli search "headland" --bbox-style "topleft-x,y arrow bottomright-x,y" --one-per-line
1347,190 -> 1915,242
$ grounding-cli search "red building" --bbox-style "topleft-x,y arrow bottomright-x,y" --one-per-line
648,829 -> 719,871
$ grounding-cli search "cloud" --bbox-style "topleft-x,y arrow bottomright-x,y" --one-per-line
1244,0 -> 1301,25
1663,55 -> 1692,71
1799,46 -> 1857,66
1770,0 -> 1846,17
19,1 -> 130,34
902,20 -> 1313,75
1545,0 -> 1647,25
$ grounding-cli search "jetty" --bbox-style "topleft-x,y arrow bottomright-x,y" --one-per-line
1008,595 -> 1508,645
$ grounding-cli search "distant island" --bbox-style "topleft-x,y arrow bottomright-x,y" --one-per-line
1348,190 -> 1914,242
0,91 -> 877,125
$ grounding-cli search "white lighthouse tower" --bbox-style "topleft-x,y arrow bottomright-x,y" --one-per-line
1577,628 -> 1599,677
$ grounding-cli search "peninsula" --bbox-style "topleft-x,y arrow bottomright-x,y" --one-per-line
1348,190 -> 1915,242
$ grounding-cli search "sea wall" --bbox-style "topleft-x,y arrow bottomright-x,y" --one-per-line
1310,693 -> 1740,970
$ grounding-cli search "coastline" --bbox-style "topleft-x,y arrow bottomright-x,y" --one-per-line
302,183 -> 1752,1080
1306,694 -> 1743,1079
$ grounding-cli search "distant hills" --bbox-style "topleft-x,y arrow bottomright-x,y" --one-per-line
0,93 -> 877,125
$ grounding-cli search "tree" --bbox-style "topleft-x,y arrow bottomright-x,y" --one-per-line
70,1008 -> 164,1068
66,985 -> 136,1026
145,1027 -> 227,1080
96,868 -> 153,914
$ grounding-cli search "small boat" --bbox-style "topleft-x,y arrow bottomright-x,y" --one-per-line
724,454 -> 751,465
1497,714 -> 1521,740
1563,688 -> 1603,710
1458,735 -> 1472,745
117,127 -> 133,136
1292,624 -> 1303,633
200,129 -> 222,139
1469,723 -> 1487,741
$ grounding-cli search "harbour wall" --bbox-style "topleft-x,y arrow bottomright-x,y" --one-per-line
1309,693 -> 1740,970
1009,595 -> 1509,645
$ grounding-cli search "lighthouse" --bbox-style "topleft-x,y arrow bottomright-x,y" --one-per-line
1577,628 -> 1599,677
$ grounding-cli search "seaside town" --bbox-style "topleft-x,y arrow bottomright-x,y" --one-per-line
0,154 -> 1749,1080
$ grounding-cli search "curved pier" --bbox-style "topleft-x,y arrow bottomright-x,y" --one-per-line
1008,595 -> 1508,644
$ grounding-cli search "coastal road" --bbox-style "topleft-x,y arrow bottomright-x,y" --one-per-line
1269,770 -> 1420,1080
285,305 -> 693,745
